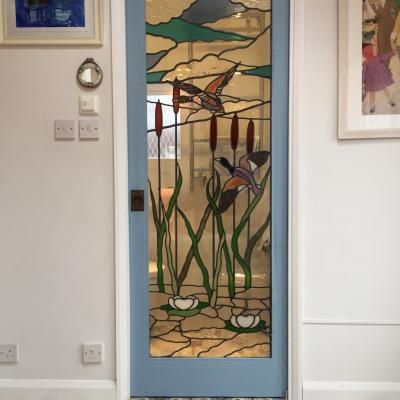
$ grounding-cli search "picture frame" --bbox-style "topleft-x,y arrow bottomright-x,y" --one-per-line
0,0 -> 102,46
339,0 -> 400,139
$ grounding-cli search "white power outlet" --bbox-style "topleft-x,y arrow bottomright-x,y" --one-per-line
0,344 -> 18,363
55,120 -> 75,140
82,343 -> 103,364
79,120 -> 100,140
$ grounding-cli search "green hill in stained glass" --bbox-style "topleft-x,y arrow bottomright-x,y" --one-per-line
146,18 -> 250,43
147,71 -> 167,83
241,65 -> 272,78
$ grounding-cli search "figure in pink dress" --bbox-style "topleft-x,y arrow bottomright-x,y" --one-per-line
362,35 -> 396,114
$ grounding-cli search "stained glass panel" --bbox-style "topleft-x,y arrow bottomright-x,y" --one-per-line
146,0 -> 271,358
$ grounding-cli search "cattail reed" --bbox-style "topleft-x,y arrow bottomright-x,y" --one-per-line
172,87 -> 180,276
230,114 -> 239,280
173,86 -> 180,115
155,100 -> 163,222
210,114 -> 218,152
230,114 -> 239,151
210,114 -> 218,278
155,100 -> 163,138
246,119 -> 255,242
246,119 -> 255,154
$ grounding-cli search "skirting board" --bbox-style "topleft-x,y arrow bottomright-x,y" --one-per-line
0,379 -> 116,400
303,382 -> 400,400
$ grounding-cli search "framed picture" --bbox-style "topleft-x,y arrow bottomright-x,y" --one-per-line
0,0 -> 102,45
339,0 -> 400,139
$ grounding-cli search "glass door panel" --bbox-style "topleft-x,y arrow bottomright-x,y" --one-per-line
147,0 -> 272,360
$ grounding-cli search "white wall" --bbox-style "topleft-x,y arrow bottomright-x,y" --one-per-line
0,1 -> 116,399
300,0 -> 400,398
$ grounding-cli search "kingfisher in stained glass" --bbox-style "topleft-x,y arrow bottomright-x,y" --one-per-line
172,63 -> 240,112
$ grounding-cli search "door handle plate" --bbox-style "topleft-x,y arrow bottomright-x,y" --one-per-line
131,190 -> 145,212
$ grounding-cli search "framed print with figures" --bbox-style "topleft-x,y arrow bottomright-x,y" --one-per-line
0,0 -> 102,45
339,0 -> 400,138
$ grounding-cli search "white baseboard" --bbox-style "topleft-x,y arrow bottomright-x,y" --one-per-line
0,379 -> 116,400
303,381 -> 400,400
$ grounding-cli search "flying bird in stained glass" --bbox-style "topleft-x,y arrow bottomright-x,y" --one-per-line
216,151 -> 269,213
172,63 -> 240,112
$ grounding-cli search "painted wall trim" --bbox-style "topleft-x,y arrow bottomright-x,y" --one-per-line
111,0 -> 130,399
0,380 -> 116,400
288,0 -> 304,399
303,381 -> 400,400
0,379 -> 116,389
304,381 -> 400,391
303,319 -> 400,326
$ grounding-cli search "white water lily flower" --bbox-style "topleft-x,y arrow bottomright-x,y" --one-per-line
168,295 -> 199,310
230,314 -> 261,329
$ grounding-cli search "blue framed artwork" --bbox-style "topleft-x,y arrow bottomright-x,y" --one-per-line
0,0 -> 102,45
15,0 -> 85,28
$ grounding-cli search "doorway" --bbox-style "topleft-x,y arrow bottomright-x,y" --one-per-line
126,0 -> 289,397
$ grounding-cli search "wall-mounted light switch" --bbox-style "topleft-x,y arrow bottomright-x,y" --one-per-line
82,343 -> 103,364
0,344 -> 19,363
79,95 -> 100,116
55,120 -> 75,140
79,120 -> 100,140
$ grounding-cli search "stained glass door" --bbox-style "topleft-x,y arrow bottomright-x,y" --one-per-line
127,0 -> 289,397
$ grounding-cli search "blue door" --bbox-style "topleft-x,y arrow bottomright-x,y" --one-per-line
127,0 -> 289,397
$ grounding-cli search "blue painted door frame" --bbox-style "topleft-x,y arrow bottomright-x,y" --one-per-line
126,1 -> 289,397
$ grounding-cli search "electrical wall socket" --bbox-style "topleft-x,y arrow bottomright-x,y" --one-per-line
82,343 -> 103,364
55,120 -> 75,140
0,344 -> 18,363
79,120 -> 100,140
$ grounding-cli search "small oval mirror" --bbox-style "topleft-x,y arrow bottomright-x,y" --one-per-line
77,58 -> 103,89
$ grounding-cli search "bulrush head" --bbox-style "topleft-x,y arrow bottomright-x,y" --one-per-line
246,119 -> 255,154
209,114 -> 218,152
155,100 -> 163,138
230,113 -> 239,151
173,85 -> 180,115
